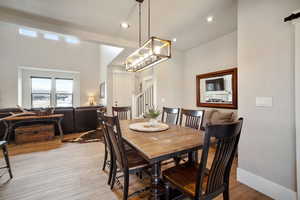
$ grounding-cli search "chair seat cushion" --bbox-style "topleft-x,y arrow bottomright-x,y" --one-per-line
163,163 -> 208,197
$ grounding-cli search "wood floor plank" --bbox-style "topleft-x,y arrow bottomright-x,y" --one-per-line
0,136 -> 271,200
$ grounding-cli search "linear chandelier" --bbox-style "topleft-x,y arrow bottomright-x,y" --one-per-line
125,0 -> 171,72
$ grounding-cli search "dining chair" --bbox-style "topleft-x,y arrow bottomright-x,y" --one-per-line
101,120 -> 128,186
112,106 -> 132,120
163,118 -> 244,200
97,110 -> 110,172
103,116 -> 149,200
174,109 -> 205,164
179,109 -> 205,130
99,112 -> 133,184
161,107 -> 180,125
0,141 -> 13,179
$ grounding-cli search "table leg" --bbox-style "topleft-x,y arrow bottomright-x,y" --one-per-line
2,121 -> 9,141
57,119 -> 64,141
188,150 -> 198,164
193,150 -> 199,163
3,121 -> 13,142
151,161 -> 161,200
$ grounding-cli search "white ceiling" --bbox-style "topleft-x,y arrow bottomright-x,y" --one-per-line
0,0 -> 237,50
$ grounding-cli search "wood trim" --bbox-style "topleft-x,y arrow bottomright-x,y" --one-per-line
196,68 -> 238,109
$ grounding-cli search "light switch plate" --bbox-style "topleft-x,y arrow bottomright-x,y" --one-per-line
256,97 -> 273,107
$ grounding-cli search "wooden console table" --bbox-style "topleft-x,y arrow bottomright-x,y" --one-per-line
2,114 -> 64,142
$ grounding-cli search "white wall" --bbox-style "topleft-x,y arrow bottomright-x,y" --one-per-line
154,50 -> 185,109
99,45 -> 123,106
0,22 -> 100,108
295,18 -> 300,200
183,31 -> 237,110
238,0 -> 299,198
139,50 -> 185,110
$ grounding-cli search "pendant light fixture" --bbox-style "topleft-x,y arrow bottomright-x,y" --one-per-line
125,0 -> 171,72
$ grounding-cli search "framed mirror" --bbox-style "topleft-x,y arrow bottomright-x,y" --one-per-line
196,68 -> 237,109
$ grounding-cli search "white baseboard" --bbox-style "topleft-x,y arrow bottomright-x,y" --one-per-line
237,168 -> 297,200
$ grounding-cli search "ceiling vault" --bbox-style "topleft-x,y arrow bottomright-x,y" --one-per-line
0,6 -> 137,48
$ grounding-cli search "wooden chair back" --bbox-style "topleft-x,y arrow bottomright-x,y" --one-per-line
103,116 -> 128,171
195,118 -> 244,199
97,109 -> 106,127
112,106 -> 132,120
161,107 -> 180,125
179,109 -> 205,130
98,112 -> 110,149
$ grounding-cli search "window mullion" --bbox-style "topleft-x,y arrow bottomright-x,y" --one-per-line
51,77 -> 56,107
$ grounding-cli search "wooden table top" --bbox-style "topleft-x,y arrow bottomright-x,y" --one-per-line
4,114 -> 64,121
120,120 -> 204,162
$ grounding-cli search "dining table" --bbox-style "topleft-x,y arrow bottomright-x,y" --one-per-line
120,119 -> 205,200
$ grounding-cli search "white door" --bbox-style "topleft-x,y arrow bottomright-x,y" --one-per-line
112,72 -> 134,107
294,19 -> 300,200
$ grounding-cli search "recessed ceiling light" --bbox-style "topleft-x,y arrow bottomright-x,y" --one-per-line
121,22 -> 130,29
206,16 -> 214,23
172,38 -> 177,42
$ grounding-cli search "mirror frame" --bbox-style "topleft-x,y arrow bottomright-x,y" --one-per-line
196,68 -> 238,109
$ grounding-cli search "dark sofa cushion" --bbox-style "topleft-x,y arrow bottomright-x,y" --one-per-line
0,108 -> 22,114
76,106 -> 103,110
74,107 -> 98,132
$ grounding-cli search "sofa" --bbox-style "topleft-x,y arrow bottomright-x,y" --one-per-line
0,106 -> 105,140
200,109 -> 237,130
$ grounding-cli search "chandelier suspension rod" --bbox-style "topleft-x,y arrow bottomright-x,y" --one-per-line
125,0 -> 171,72
148,0 -> 151,39
138,2 -> 142,47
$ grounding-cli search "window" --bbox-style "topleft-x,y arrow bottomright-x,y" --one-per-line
44,33 -> 59,41
55,79 -> 73,107
31,77 -> 74,108
19,28 -> 38,38
31,77 -> 52,108
18,28 -> 81,44
65,36 -> 80,44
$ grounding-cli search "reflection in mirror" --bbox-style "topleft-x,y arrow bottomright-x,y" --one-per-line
196,68 -> 237,109
200,74 -> 232,104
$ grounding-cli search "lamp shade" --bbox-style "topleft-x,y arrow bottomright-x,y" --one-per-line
125,37 -> 171,72
88,95 -> 96,106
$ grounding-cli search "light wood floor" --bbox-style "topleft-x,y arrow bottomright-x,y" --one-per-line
0,135 -> 271,200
